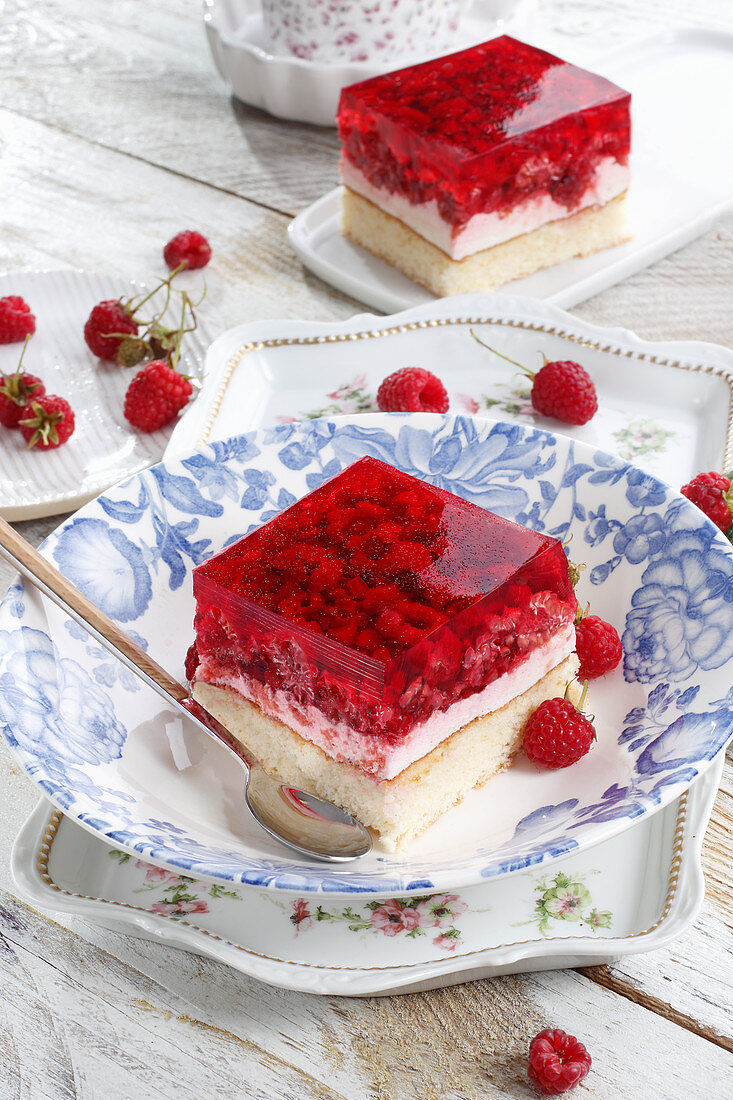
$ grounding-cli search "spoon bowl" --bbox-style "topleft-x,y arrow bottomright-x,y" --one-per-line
0,516 -> 372,863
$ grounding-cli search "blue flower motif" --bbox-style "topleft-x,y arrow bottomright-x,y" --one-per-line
182,453 -> 239,502
623,530 -> 733,682
331,419 -> 557,518
624,468 -> 667,508
52,518 -> 152,622
584,504 -> 619,547
0,627 -> 127,785
240,467 -> 276,510
613,513 -> 666,564
5,583 -> 25,619
636,711 -> 725,777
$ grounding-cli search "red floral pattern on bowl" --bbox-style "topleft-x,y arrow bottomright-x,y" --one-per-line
262,0 -> 470,63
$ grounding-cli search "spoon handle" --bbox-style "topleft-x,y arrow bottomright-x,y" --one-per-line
0,515 -> 188,703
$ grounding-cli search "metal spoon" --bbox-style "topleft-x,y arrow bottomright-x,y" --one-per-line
0,516 -> 371,862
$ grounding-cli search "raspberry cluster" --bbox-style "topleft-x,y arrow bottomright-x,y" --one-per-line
528,1028 -> 592,1095
471,332 -> 598,426
575,614 -> 622,679
0,315 -> 76,449
82,231 -> 210,432
523,696 -> 595,769
376,367 -> 449,413
163,230 -> 212,271
0,296 -> 36,344
530,359 -> 597,425
193,458 -> 576,745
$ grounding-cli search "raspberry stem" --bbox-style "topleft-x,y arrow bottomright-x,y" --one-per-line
578,680 -> 589,711
564,679 -> 589,710
470,329 -> 536,379
14,333 -> 31,377
1,333 -> 32,393
128,262 -> 187,317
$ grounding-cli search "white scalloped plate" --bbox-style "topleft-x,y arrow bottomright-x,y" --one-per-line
11,758 -> 721,995
0,270 -> 211,522
204,0 -> 535,126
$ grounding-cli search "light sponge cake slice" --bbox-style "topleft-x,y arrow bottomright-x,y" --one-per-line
193,653 -> 578,852
341,187 -> 630,297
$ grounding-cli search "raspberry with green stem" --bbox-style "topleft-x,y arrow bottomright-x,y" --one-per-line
84,263 -> 199,367
0,335 -> 46,428
470,330 -> 598,425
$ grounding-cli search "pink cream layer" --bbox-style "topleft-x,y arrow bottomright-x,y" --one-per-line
341,156 -> 630,260
195,621 -> 575,781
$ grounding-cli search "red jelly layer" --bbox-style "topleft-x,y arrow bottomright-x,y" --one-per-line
192,457 -> 576,745
337,36 -> 631,229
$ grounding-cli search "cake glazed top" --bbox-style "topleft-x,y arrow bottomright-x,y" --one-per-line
194,456 -> 575,681
337,36 -> 631,226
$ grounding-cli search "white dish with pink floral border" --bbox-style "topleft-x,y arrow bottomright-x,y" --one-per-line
11,758 -> 720,995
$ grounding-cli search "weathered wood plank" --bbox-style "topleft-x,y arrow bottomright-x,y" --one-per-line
1,891 -> 732,1099
0,0 -> 341,215
0,104 -> 356,325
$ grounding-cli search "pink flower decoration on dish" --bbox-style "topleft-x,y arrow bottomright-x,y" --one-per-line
135,861 -> 179,886
175,899 -> 210,915
290,898 -> 313,934
370,898 -> 421,936
457,394 -> 480,414
150,900 -> 178,916
416,893 -> 468,928
327,372 -> 367,400
433,932 -> 459,953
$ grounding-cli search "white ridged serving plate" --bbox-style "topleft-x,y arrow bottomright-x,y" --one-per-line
10,757 -> 722,995
0,271 -> 211,522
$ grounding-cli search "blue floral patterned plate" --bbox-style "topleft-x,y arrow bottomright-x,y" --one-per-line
1,414 -> 731,895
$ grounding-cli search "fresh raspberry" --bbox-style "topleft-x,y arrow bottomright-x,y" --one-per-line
123,360 -> 193,431
530,360 -> 597,425
163,230 -> 212,271
0,296 -> 36,344
680,472 -> 733,533
523,694 -> 595,769
0,370 -> 46,428
19,395 -> 75,449
377,367 -> 449,413
84,299 -> 139,361
470,333 -> 597,425
528,1029 -> 592,1095
575,615 -> 622,679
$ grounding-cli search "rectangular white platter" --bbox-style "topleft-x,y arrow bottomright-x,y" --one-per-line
167,294 -> 733,489
287,29 -> 733,314
10,757 -> 722,996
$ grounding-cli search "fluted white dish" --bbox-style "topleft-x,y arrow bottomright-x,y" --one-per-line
204,0 -> 534,125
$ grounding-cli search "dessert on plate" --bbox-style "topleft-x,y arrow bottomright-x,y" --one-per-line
337,36 -> 631,296
188,458 -> 578,850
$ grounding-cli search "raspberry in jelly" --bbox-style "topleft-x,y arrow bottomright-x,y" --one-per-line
337,36 -> 631,231
192,458 -> 577,776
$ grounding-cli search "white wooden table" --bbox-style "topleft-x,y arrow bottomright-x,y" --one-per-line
0,2 -> 731,1096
